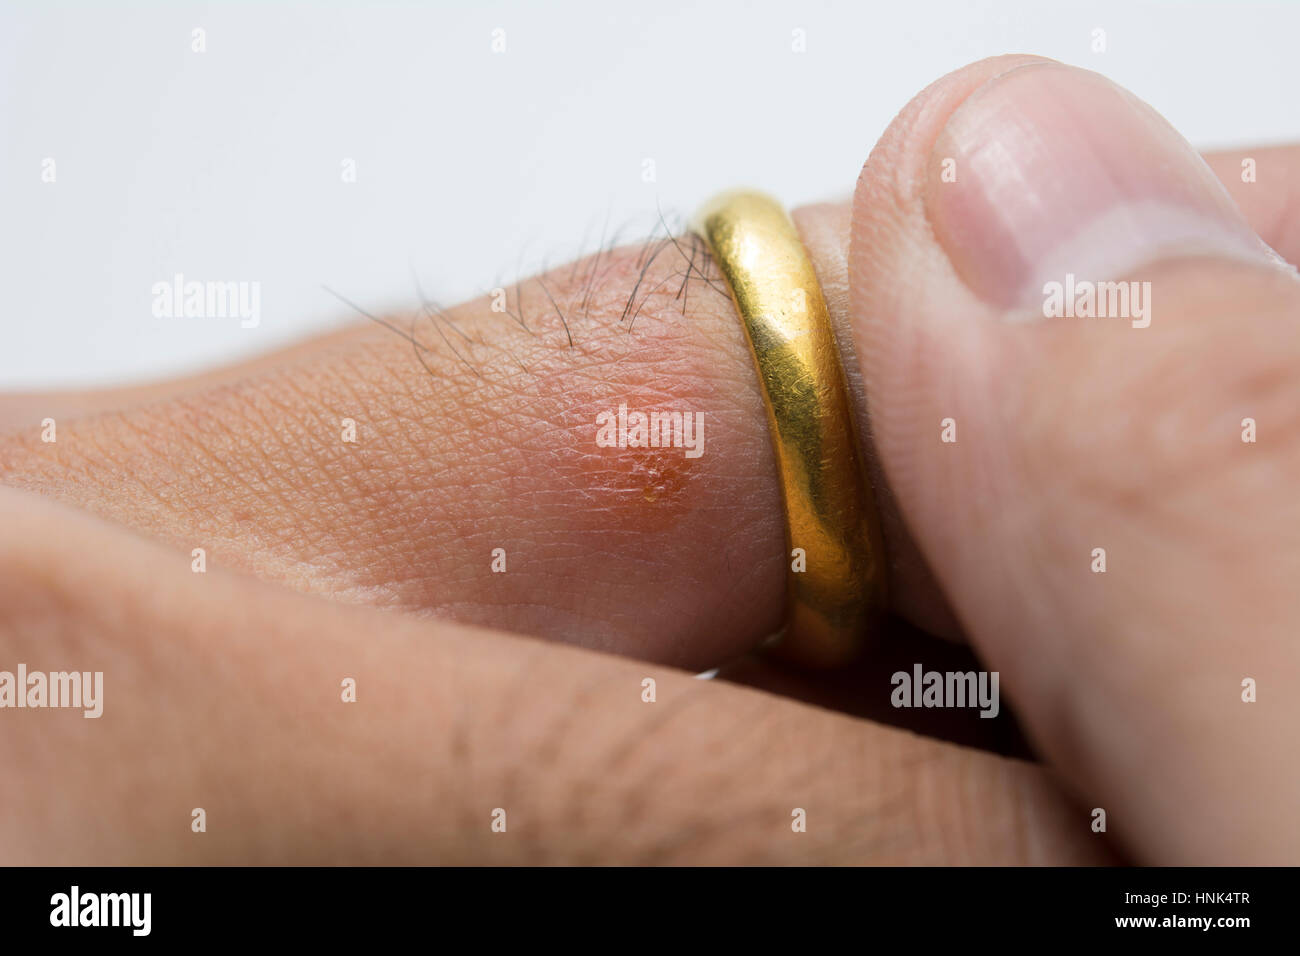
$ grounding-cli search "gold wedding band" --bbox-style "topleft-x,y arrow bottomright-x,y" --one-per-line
692,190 -> 886,666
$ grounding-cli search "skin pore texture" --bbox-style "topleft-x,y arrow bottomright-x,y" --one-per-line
2,54 -> 1299,864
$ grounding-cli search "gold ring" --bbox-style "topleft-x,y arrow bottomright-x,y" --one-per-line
692,190 -> 886,666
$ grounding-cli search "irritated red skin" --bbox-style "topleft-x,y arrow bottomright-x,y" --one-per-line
0,239 -> 788,669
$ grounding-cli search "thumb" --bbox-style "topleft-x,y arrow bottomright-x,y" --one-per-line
849,56 -> 1300,863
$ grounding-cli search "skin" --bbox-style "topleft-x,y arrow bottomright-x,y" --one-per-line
1,56 -> 1297,864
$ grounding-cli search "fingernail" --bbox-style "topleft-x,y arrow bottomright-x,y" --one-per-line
926,63 -> 1267,311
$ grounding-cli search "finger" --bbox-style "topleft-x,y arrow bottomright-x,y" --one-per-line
7,145 -> 1282,649
849,55 -> 1300,862
1,241 -> 787,669
0,487 -> 1112,864
7,143 -> 1287,654
1202,144 -> 1300,265
0,327 -> 370,430
793,200 -> 964,641
0,221 -> 943,670
793,139 -> 1300,641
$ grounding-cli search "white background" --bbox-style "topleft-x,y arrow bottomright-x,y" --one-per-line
2,0 -> 1297,387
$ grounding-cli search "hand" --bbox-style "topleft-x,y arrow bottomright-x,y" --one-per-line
1,55 -> 1295,864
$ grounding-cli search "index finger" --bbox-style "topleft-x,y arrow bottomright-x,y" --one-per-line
0,487 -> 1112,865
